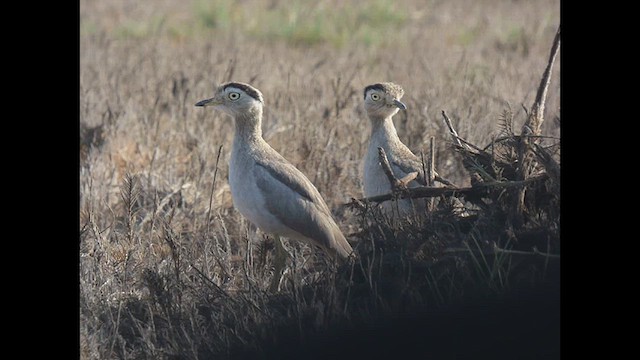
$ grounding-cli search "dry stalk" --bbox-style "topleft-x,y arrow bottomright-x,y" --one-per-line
427,137 -> 436,211
330,71 -> 358,117
521,26 -> 561,137
140,183 -> 185,231
190,263 -> 237,304
120,173 -> 141,245
163,222 -> 182,292
207,144 -> 224,236
516,26 -> 560,216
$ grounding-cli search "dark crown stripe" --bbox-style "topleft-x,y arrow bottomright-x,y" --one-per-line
222,82 -> 264,103
363,83 -> 387,99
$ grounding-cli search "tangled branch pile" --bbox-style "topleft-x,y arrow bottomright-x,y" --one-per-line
349,26 -> 560,262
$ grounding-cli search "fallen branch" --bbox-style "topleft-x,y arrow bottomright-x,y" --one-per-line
345,173 -> 549,206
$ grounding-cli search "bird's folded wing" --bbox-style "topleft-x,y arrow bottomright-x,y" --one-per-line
390,152 -> 428,186
254,160 -> 336,245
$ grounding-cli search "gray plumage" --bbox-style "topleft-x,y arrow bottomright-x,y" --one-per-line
363,82 -> 467,218
363,82 -> 428,215
196,82 -> 353,261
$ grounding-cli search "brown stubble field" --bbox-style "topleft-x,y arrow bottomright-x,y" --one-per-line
80,0 -> 560,358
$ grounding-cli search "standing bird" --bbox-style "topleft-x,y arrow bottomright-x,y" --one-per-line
196,82 -> 353,291
363,82 -> 448,217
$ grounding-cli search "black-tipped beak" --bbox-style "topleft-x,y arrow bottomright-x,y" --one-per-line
195,98 -> 215,107
394,99 -> 407,110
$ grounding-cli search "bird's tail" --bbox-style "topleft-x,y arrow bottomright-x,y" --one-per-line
327,224 -> 355,261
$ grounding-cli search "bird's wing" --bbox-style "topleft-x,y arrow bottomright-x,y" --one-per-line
388,146 -> 428,186
255,158 -> 331,213
390,145 -> 455,188
253,158 -> 347,254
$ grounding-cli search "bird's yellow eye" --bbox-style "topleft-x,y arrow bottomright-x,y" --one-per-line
228,92 -> 240,101
371,93 -> 381,101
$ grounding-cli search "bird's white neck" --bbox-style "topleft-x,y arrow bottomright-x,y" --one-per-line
369,116 -> 402,148
233,109 -> 264,144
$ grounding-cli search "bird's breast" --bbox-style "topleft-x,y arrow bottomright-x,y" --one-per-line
363,142 -> 393,198
229,146 -> 268,223
228,144 -> 300,236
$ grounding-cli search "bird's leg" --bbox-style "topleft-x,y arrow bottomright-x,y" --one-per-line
269,235 -> 288,292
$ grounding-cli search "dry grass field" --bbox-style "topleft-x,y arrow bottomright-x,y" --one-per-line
80,0 -> 560,358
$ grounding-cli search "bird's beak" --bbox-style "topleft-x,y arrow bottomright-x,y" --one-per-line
195,97 -> 219,107
393,99 -> 407,110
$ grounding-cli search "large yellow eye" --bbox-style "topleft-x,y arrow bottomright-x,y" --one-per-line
228,92 -> 240,101
371,93 -> 381,101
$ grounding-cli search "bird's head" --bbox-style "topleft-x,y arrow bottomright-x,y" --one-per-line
195,82 -> 264,118
363,82 -> 406,119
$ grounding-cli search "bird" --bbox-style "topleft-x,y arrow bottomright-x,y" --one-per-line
195,82 -> 353,291
362,82 -> 459,217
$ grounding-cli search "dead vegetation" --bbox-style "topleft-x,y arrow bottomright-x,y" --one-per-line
348,25 -> 559,268
80,1 -> 560,358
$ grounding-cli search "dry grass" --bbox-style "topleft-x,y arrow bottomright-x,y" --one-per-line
80,1 -> 560,358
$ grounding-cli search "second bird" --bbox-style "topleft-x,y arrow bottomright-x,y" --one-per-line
196,82 -> 353,291
362,82 -> 430,217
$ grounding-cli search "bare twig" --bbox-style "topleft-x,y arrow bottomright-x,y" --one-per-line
439,110 -> 481,187
434,174 -> 457,188
455,135 -> 486,154
441,110 -> 465,149
377,147 -> 402,190
348,197 -> 367,211
377,146 -> 420,190
420,151 -> 428,186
